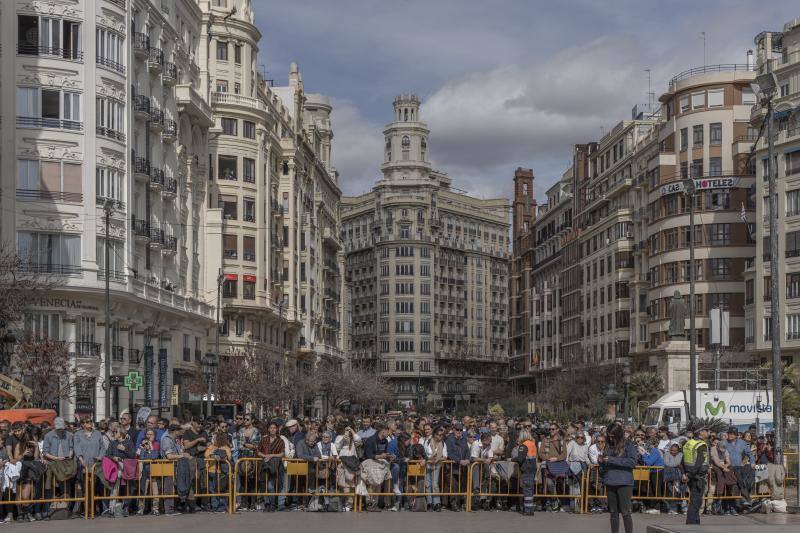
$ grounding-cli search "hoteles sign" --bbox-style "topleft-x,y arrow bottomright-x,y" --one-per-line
660,177 -> 740,196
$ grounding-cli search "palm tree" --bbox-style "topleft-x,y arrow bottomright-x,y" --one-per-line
628,372 -> 665,417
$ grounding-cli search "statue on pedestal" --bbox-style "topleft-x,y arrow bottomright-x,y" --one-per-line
668,290 -> 687,339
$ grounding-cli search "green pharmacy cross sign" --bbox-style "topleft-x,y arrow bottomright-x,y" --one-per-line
124,371 -> 143,392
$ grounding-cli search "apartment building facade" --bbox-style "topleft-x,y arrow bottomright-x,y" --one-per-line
1,0 -> 219,418
342,95 -> 509,410
748,20 -> 800,369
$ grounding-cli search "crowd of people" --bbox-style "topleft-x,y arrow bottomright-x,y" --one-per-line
0,411 -> 787,526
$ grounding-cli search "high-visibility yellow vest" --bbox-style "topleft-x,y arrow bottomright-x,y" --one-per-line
683,438 -> 709,466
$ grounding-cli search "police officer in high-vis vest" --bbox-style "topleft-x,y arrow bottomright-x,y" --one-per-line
682,425 -> 710,525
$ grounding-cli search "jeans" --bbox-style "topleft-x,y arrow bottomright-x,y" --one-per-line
425,465 -> 441,505
607,485 -> 633,533
208,473 -> 228,512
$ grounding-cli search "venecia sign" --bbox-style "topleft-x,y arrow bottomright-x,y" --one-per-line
660,177 -> 739,197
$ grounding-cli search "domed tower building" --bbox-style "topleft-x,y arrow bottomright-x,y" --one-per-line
343,95 -> 510,411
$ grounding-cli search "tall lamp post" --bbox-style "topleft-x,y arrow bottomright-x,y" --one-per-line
752,68 -> 783,460
202,353 -> 217,418
682,173 -> 697,417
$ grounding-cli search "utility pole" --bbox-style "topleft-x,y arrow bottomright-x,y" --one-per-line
684,167 -> 697,418
104,200 -> 113,419
765,63 -> 783,462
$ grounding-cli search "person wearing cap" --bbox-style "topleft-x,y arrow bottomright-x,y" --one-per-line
725,426 -> 754,507
682,424 -> 710,525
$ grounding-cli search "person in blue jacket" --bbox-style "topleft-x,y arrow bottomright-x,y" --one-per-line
598,422 -> 639,533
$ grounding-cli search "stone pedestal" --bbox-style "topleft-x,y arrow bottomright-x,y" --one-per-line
651,339 -> 698,391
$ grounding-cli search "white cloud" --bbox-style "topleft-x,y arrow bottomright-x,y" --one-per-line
329,97 -> 383,195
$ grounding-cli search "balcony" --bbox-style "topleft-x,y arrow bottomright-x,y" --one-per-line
163,235 -> 177,254
96,125 -> 126,143
195,349 -> 202,363
667,63 -> 753,91
149,226 -> 165,248
133,33 -> 149,59
149,167 -> 165,190
132,217 -> 149,241
163,62 -> 177,85
243,250 -> 256,261
17,116 -> 82,131
148,47 -> 164,73
223,249 -> 238,260
133,157 -> 151,179
96,56 -> 125,75
162,119 -> 177,142
17,43 -> 83,62
149,108 -> 164,132
176,84 -> 214,127
133,95 -> 151,119
211,91 -> 268,112
163,177 -> 178,197
16,189 -> 82,203
72,342 -> 101,359
107,0 -> 126,9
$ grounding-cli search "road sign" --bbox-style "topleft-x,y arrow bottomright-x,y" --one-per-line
109,375 -> 125,387
124,371 -> 143,391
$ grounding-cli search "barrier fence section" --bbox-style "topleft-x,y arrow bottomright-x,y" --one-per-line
89,458 -> 233,518
357,459 -> 470,512
468,461 -> 586,513
1,462 -> 90,518
233,458 -> 358,512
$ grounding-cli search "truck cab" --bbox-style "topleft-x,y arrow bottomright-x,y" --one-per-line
643,391 -> 687,434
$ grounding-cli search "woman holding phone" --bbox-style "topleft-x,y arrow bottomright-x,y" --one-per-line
598,422 -> 639,533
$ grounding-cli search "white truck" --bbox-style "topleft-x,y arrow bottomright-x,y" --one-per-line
642,389 -> 774,434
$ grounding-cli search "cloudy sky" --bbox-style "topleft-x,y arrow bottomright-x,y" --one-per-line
255,0 -> 796,201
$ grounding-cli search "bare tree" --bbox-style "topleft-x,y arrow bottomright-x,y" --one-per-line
0,241 -> 58,327
11,334 -> 90,407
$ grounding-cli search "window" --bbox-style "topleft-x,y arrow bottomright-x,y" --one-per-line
680,95 -> 690,113
234,82 -> 241,94
780,84 -> 790,98
709,123 -> 722,145
17,231 -> 81,275
786,150 -> 800,176
243,279 -> 256,300
223,234 -> 238,259
421,301 -> 430,314
680,128 -> 688,150
243,198 -> 255,222
787,230 -> 800,258
216,79 -> 228,93
396,246 -> 414,257
399,226 -> 410,239
395,340 -> 414,352
788,273 -> 800,299
708,89 -> 724,107
709,258 -> 730,280
17,159 -> 82,201
420,264 -> 430,276
243,157 -> 255,182
235,317 -> 244,337
96,97 -> 125,139
788,190 -> 800,216
709,224 -> 730,245
17,87 -> 82,130
218,195 -> 237,219
396,301 -> 414,314
692,124 -> 703,147
96,237 -> 124,280
709,157 -> 722,177
243,120 -> 256,139
234,44 -> 242,64
395,320 -> 414,333
222,278 -> 237,298
18,15 -> 81,60
420,247 -> 430,258
221,117 -> 237,136
96,28 -> 124,72
218,156 -> 237,180
691,91 -> 706,109
96,166 -> 123,203
787,314 -> 800,340
395,263 -> 414,276
243,236 -> 255,261
742,88 -> 756,105
216,41 -> 228,61
707,188 -> 729,210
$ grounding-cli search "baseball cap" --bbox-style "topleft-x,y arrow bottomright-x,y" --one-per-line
454,422 -> 464,431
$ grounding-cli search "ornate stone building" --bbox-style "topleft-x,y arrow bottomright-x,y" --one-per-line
342,95 -> 509,410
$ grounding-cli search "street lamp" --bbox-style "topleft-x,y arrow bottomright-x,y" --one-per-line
682,173 -> 697,417
202,353 -> 218,418
752,67 -> 783,461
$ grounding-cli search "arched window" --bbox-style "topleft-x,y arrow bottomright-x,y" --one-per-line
404,109 -> 408,121
401,136 -> 410,148
421,138 -> 427,160
385,139 -> 392,162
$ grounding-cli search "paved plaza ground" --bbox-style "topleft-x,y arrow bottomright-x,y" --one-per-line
6,511 -> 799,533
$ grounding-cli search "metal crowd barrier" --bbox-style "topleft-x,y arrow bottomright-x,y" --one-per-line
233,458 -> 358,512
0,462 -> 90,518
357,459 -> 470,512
89,458 -> 233,517
468,461 -> 586,513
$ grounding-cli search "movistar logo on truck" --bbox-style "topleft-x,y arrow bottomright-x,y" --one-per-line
705,401 -> 725,416
705,399 -> 772,417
